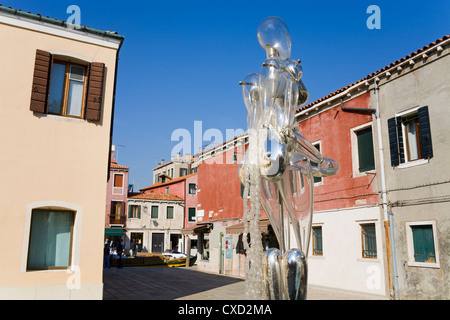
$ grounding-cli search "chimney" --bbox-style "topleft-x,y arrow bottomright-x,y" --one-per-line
111,145 -> 116,162
161,159 -> 164,165
177,152 -> 181,159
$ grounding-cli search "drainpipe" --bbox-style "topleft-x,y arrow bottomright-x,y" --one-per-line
374,80 -> 398,299
219,232 -> 223,274
388,207 -> 399,300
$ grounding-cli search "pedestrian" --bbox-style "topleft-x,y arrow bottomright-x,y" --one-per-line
104,241 -> 111,269
131,239 -> 136,258
117,239 -> 123,268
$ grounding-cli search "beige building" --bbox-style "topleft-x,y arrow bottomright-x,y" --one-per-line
153,153 -> 195,184
126,194 -> 185,254
0,6 -> 124,299
373,35 -> 450,299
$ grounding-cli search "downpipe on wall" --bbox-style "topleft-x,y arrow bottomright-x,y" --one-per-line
374,80 -> 399,300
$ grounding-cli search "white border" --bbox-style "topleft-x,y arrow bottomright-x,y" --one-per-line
21,200 -> 83,273
350,122 -> 375,178
405,220 -> 440,268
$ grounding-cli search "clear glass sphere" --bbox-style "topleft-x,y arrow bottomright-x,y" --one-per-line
257,17 -> 292,60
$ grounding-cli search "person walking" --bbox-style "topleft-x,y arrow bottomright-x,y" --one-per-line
104,241 -> 111,269
117,239 -> 123,268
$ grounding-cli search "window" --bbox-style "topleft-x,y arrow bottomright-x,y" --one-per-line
166,206 -> 174,219
180,168 -> 188,177
188,207 -> 196,222
190,167 -> 198,174
356,127 -> 375,172
165,187 -> 169,194
27,209 -> 74,270
351,123 -> 375,176
406,221 -> 439,268
128,205 -> 141,219
361,224 -> 377,258
311,142 -> 322,184
151,206 -> 159,219
114,203 -> 122,221
312,226 -> 323,256
48,62 -> 87,118
200,233 -> 210,261
30,49 -> 105,121
189,183 -> 197,195
388,106 -> 433,167
411,225 -> 435,262
113,174 -> 124,194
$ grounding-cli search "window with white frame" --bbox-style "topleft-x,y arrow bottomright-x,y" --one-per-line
351,123 -> 375,176
189,183 -> 197,195
188,207 -> 196,222
388,106 -> 433,167
361,223 -> 377,258
151,206 -> 159,219
406,221 -> 440,268
27,209 -> 75,270
113,173 -> 124,195
312,226 -> 323,256
166,206 -> 174,220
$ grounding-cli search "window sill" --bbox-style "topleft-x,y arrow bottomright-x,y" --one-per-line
407,261 -> 440,269
36,113 -> 85,123
357,258 -> 381,263
397,159 -> 429,169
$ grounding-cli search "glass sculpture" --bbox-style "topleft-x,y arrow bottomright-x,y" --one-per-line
239,17 -> 339,300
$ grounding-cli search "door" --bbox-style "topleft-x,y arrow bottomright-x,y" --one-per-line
152,233 -> 164,253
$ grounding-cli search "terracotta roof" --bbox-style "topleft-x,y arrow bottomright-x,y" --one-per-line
128,193 -> 183,202
297,35 -> 450,113
110,159 -> 128,170
140,172 -> 197,191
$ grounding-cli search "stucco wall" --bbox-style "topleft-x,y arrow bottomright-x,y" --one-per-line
375,45 -> 450,299
0,19 -> 119,299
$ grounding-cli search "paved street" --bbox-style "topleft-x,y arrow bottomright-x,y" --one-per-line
103,266 -> 388,300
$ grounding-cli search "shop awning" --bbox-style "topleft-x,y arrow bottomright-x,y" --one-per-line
105,228 -> 124,236
225,219 -> 271,234
181,222 -> 212,235
181,226 -> 196,235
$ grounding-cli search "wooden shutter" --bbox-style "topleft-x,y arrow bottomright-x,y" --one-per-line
388,117 -> 400,166
85,62 -> 105,121
388,117 -> 406,166
137,205 -> 141,219
418,106 -> 433,159
30,49 -> 52,113
128,205 -> 132,218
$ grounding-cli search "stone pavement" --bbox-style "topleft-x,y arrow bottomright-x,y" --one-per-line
103,265 -> 389,300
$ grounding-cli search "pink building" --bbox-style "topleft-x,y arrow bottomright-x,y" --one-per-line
105,145 -> 129,241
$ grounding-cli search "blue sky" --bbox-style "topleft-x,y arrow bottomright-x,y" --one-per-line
5,0 -> 450,190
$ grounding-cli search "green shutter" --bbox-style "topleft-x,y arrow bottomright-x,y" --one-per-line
188,208 -> 196,222
151,206 -> 158,219
417,106 -> 433,159
128,205 -> 132,218
412,225 -> 436,263
167,206 -> 174,219
357,127 -> 375,172
137,205 -> 141,219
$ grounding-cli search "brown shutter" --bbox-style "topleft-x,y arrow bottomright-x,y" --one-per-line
30,49 -> 52,113
85,62 -> 105,121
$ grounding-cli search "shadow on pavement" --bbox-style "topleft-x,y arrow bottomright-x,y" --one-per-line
103,266 -> 244,300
